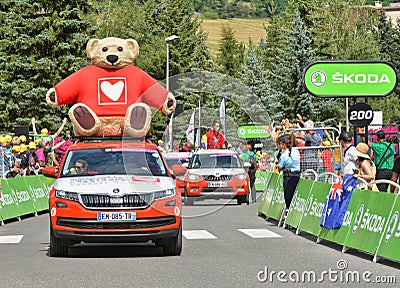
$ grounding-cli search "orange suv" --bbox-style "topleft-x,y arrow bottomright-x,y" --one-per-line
43,139 -> 182,257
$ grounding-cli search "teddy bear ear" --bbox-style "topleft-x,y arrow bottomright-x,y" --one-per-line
86,38 -> 100,59
126,39 -> 139,61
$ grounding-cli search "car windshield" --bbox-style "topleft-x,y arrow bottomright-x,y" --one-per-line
164,155 -> 191,168
190,153 -> 242,169
60,148 -> 168,177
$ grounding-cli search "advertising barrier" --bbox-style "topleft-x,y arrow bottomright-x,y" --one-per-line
318,188 -> 364,246
376,193 -> 400,262
297,181 -> 331,237
265,174 -> 285,221
284,178 -> 314,230
255,171 -> 269,192
258,172 -> 276,216
344,190 -> 396,255
0,175 -> 52,222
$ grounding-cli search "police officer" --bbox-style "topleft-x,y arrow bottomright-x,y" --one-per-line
277,134 -> 301,210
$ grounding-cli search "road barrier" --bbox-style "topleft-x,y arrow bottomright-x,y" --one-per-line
257,171 -> 400,264
0,175 -> 52,224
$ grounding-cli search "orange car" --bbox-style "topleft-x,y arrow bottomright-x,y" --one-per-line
184,149 -> 249,205
163,152 -> 192,196
43,140 -> 182,257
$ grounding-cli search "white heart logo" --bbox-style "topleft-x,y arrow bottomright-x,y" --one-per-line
100,81 -> 124,101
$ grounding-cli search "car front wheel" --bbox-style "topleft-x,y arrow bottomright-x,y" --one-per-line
162,224 -> 182,256
49,224 -> 69,257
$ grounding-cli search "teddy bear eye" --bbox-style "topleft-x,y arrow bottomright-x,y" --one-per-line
102,47 -> 108,52
118,47 -> 123,52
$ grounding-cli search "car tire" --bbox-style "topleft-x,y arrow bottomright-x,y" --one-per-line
49,224 -> 69,257
163,224 -> 182,256
237,195 -> 246,205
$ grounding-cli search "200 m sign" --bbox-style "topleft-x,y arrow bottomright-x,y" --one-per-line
348,103 -> 374,127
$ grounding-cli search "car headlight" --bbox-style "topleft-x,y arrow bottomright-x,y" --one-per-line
235,173 -> 247,181
55,190 -> 79,201
188,173 -> 201,181
154,189 -> 176,200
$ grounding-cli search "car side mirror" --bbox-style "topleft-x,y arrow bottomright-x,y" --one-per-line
42,166 -> 58,178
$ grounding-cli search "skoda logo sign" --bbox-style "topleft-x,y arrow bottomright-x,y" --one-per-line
113,188 -> 120,194
310,70 -> 327,87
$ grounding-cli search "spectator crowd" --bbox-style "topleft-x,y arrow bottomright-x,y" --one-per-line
0,118 -> 72,179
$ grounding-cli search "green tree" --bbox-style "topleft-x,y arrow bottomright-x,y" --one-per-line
267,13 -> 338,124
216,24 -> 245,77
0,0 -> 95,133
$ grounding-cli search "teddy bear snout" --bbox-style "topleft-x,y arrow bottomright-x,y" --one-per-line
106,55 -> 119,65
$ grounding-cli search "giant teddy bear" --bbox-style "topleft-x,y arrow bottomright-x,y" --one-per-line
46,37 -> 176,138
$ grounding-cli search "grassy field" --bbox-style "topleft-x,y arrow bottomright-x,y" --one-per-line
201,18 -> 268,55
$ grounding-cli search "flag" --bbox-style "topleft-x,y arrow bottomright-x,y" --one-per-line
186,111 -> 195,145
195,99 -> 201,147
166,113 -> 174,150
219,97 -> 226,138
320,174 -> 357,229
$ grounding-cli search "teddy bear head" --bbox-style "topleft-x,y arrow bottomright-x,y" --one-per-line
86,37 -> 139,69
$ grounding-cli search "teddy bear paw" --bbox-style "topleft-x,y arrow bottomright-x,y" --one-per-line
68,104 -> 100,136
124,103 -> 152,139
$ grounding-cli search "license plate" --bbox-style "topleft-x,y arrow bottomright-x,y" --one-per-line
208,181 -> 227,187
97,212 -> 136,221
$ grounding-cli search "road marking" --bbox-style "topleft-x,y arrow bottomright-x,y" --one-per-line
183,230 -> 217,240
0,235 -> 24,244
238,229 -> 282,238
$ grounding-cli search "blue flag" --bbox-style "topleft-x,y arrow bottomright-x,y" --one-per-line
320,174 -> 357,229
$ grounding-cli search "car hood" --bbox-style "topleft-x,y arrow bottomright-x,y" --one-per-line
53,175 -> 175,193
188,168 -> 245,176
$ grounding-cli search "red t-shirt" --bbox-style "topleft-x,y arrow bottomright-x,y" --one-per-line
205,129 -> 225,149
54,65 -> 168,117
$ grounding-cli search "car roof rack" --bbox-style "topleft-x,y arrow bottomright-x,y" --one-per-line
71,136 -> 146,143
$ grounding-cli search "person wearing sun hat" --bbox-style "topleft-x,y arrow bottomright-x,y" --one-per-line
353,142 -> 375,184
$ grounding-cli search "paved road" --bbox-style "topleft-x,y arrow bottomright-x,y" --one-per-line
0,197 -> 399,288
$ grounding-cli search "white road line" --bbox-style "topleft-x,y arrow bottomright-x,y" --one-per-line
238,229 -> 282,238
0,235 -> 24,244
183,230 -> 217,240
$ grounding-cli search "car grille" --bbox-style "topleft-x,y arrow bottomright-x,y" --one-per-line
202,187 -> 235,193
203,175 -> 233,181
56,216 -> 176,230
80,193 -> 154,209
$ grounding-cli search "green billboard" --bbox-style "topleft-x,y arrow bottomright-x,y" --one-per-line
303,61 -> 398,97
237,125 -> 271,139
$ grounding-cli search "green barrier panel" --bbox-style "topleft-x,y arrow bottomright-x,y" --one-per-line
318,188 -> 364,245
24,175 -> 49,212
344,190 -> 396,254
376,193 -> 400,262
0,179 -> 21,221
5,177 -> 37,217
285,178 -> 314,229
298,181 -> 331,236
255,171 -> 269,191
266,174 -> 285,220
257,172 -> 274,214
38,175 -> 54,194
